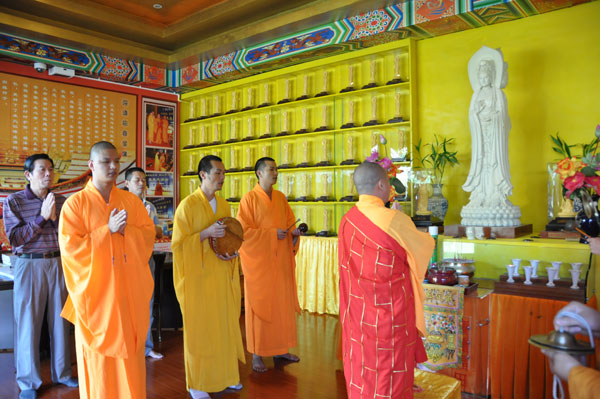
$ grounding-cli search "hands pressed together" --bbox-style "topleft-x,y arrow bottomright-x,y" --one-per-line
41,192 -> 57,222
109,208 -> 128,235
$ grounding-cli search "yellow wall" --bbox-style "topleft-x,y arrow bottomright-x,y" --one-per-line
417,1 -> 600,232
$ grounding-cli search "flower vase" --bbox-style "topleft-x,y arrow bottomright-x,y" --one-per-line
577,210 -> 600,237
428,183 -> 448,221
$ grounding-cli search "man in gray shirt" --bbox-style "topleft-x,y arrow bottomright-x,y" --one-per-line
3,153 -> 78,399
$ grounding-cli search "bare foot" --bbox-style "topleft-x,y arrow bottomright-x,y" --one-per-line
274,353 -> 300,362
252,354 -> 267,372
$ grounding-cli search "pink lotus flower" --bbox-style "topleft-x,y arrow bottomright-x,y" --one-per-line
366,151 -> 379,162
380,134 -> 387,145
378,157 -> 393,171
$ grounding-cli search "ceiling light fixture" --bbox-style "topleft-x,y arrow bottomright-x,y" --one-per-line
153,3 -> 163,9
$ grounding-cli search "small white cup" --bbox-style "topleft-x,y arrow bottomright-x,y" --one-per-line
571,262 -> 583,272
570,269 -> 581,290
465,227 -> 475,240
546,267 -> 557,287
512,259 -> 521,276
523,265 -> 533,285
506,265 -> 516,283
530,260 -> 540,278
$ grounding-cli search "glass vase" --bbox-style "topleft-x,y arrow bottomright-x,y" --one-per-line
428,183 -> 448,221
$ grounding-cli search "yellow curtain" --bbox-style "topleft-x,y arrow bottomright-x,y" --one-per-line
295,236 -> 339,315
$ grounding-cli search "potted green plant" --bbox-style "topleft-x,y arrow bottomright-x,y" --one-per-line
412,135 -> 459,220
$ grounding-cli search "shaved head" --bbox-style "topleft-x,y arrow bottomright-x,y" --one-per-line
90,141 -> 117,160
353,162 -> 388,195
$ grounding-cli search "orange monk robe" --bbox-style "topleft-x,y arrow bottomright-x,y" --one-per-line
237,184 -> 300,356
171,188 -> 245,393
568,366 -> 600,398
355,195 -> 434,337
58,182 -> 155,399
147,113 -> 155,144
162,118 -> 170,145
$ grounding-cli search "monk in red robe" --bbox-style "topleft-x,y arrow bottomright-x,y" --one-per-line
58,141 -> 156,399
237,157 -> 304,373
338,162 -> 434,399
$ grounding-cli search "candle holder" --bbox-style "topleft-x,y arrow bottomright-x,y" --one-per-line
226,91 -> 239,114
315,70 -> 329,97
296,141 -> 312,168
276,111 -> 290,136
387,92 -> 404,123
316,208 -> 332,237
184,153 -> 196,176
295,108 -> 310,134
314,104 -> 329,132
259,113 -> 273,139
185,101 -> 197,122
278,79 -> 292,104
198,98 -> 208,120
226,119 -> 240,143
279,142 -> 293,169
340,135 -> 359,165
242,117 -> 255,141
296,74 -> 310,101
197,125 -> 209,147
386,55 -> 403,85
226,147 -> 239,172
340,64 -> 356,93
340,100 -> 356,129
362,59 -> 378,89
210,123 -> 222,145
363,96 -> 380,126
241,147 -> 254,171
258,83 -> 271,108
241,87 -> 254,112
211,95 -> 222,117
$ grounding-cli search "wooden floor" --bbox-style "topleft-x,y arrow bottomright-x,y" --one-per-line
0,311 -> 348,399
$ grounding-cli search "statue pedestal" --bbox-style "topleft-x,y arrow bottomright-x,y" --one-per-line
444,224 -> 533,239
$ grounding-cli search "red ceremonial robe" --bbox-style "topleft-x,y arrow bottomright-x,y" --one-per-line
339,206 -> 427,399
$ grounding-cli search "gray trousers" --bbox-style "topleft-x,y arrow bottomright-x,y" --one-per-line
13,257 -> 72,391
145,256 -> 156,355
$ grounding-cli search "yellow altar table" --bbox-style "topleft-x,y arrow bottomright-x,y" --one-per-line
295,236 -> 339,315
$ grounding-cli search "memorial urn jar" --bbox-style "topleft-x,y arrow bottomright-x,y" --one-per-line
428,183 -> 448,221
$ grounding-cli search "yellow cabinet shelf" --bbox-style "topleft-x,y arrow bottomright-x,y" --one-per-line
179,39 -> 417,235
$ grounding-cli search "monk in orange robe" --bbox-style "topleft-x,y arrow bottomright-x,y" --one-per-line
58,141 -> 156,399
338,162 -> 433,399
237,157 -> 304,373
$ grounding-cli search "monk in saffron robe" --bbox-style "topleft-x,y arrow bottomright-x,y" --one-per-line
58,141 -> 156,399
147,111 -> 155,144
172,155 -> 245,399
237,157 -> 304,373
338,162 -> 433,399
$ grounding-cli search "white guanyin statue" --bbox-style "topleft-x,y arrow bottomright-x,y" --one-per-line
461,46 -> 521,227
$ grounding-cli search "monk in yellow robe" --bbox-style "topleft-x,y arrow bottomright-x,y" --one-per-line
237,157 -> 304,373
172,155 -> 245,399
58,141 -> 156,399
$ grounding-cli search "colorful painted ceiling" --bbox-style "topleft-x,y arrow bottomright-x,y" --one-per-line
0,0 -> 593,92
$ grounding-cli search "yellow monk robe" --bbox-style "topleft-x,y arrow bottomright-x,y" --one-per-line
58,182 -> 155,399
355,195 -> 434,337
172,188 -> 245,393
237,184 -> 300,356
568,366 -> 600,398
147,113 -> 155,143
